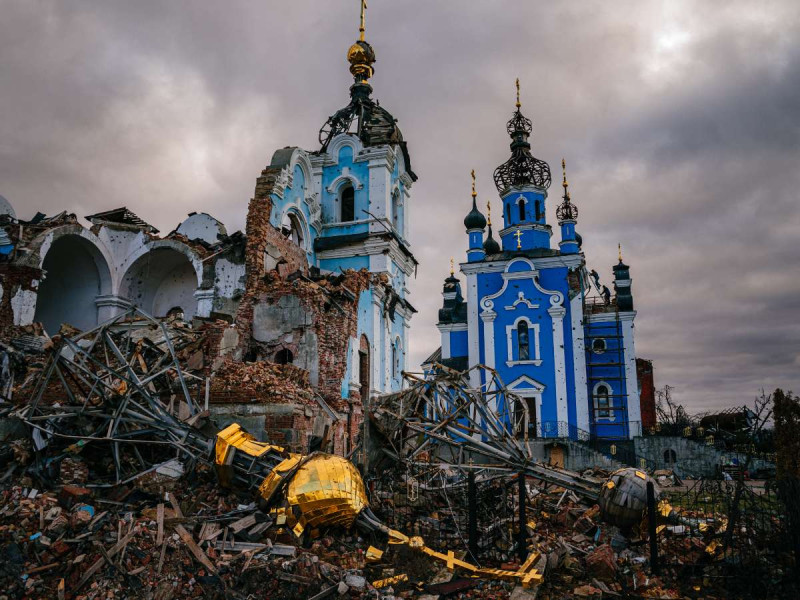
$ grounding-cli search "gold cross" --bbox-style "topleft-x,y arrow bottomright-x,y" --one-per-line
470,169 -> 476,198
359,0 -> 368,41
450,257 -> 454,275
516,78 -> 521,108
514,229 -> 523,249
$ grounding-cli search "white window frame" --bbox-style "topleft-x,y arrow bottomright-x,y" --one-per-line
592,381 -> 615,421
505,316 -> 541,366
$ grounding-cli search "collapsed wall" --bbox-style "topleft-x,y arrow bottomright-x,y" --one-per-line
0,172 -> 377,458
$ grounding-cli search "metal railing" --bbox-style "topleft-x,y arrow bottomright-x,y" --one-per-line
531,420 -> 591,442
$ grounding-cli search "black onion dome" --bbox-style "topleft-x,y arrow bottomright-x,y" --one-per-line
483,225 -> 501,255
464,197 -> 486,230
493,107 -> 551,193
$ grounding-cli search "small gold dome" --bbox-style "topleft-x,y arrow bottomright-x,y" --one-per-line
346,40 -> 376,82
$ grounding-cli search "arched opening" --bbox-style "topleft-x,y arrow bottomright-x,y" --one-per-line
274,348 -> 294,365
120,247 -> 198,320
392,337 -> 403,382
518,200 -> 526,222
514,396 -> 537,439
166,306 -> 185,321
391,189 -> 400,231
281,212 -> 305,248
505,203 -> 511,223
517,320 -> 530,361
592,338 -> 607,353
359,334 -> 370,401
664,448 -> 677,464
340,185 -> 355,222
594,384 -> 611,418
535,200 -> 541,221
34,235 -> 111,334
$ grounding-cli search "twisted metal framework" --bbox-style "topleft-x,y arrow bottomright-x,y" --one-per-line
369,364 -> 601,500
556,196 -> 578,222
318,83 -> 402,152
12,309 -> 545,586
13,307 -> 284,487
493,108 -> 552,193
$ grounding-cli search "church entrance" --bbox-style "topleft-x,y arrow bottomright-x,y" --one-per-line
359,335 -> 370,402
514,396 -> 537,439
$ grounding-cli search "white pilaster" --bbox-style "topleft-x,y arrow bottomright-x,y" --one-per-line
437,324 -> 451,359
465,271 -> 480,390
570,293 -> 590,433
193,288 -> 215,318
619,312 -> 641,438
371,295 -> 382,394
548,302 -> 569,425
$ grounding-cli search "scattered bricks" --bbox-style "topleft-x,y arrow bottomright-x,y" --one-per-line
585,543 -> 617,582
57,485 -> 91,509
573,584 -> 603,597
59,457 -> 89,484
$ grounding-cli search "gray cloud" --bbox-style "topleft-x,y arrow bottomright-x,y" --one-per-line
1,0 -> 798,414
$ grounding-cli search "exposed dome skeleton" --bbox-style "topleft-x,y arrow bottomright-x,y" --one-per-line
493,80 -> 552,193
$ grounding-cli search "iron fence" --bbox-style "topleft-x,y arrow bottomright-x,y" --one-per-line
366,468 -> 520,565
656,477 -> 798,596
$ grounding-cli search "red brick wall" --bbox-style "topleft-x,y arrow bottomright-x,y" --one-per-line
636,358 -> 656,429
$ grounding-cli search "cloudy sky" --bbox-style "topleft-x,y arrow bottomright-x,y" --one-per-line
1,1 -> 798,413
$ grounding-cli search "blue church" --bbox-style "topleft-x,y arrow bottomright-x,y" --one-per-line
425,86 -> 642,442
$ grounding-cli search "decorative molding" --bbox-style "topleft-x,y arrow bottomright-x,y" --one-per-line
325,169 -> 364,193
505,317 -> 541,366
460,253 -> 584,275
499,223 -> 552,238
479,258 -> 564,314
505,291 -> 538,311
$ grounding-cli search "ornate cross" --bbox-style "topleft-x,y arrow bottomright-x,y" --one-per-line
514,229 -> 523,250
359,0 -> 368,41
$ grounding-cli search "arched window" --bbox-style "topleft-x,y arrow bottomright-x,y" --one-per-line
518,321 -> 530,361
664,449 -> 677,464
281,212 -> 305,248
274,348 -> 294,365
535,200 -> 541,221
341,185 -> 355,222
518,200 -> 526,222
595,384 -> 611,418
505,203 -> 511,223
592,338 -> 607,353
392,338 -> 403,380
391,189 -> 401,230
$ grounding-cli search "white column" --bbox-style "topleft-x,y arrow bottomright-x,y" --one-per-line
466,272 -> 480,389
620,313 -> 641,438
570,294 -> 590,433
480,310 -> 497,414
95,294 -> 130,323
349,337 -> 360,395
437,324 -> 451,359
194,288 -> 215,318
367,158 -> 391,233
548,304 -> 569,425
371,296 -> 382,394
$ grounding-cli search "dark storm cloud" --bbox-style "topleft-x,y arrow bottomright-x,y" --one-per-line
1,0 -> 798,413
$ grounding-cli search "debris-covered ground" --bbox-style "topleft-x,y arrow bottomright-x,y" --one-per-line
0,312 -> 796,599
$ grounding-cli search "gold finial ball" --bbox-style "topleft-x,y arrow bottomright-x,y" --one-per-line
347,40 -> 376,80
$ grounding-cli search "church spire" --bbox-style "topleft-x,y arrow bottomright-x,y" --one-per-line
347,0 -> 376,85
483,200 -> 501,255
466,170 -> 487,262
493,80 -> 552,194
556,158 -> 580,255
464,169 -> 487,231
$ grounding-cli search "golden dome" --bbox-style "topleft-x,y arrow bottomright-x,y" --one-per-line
347,40 -> 375,82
